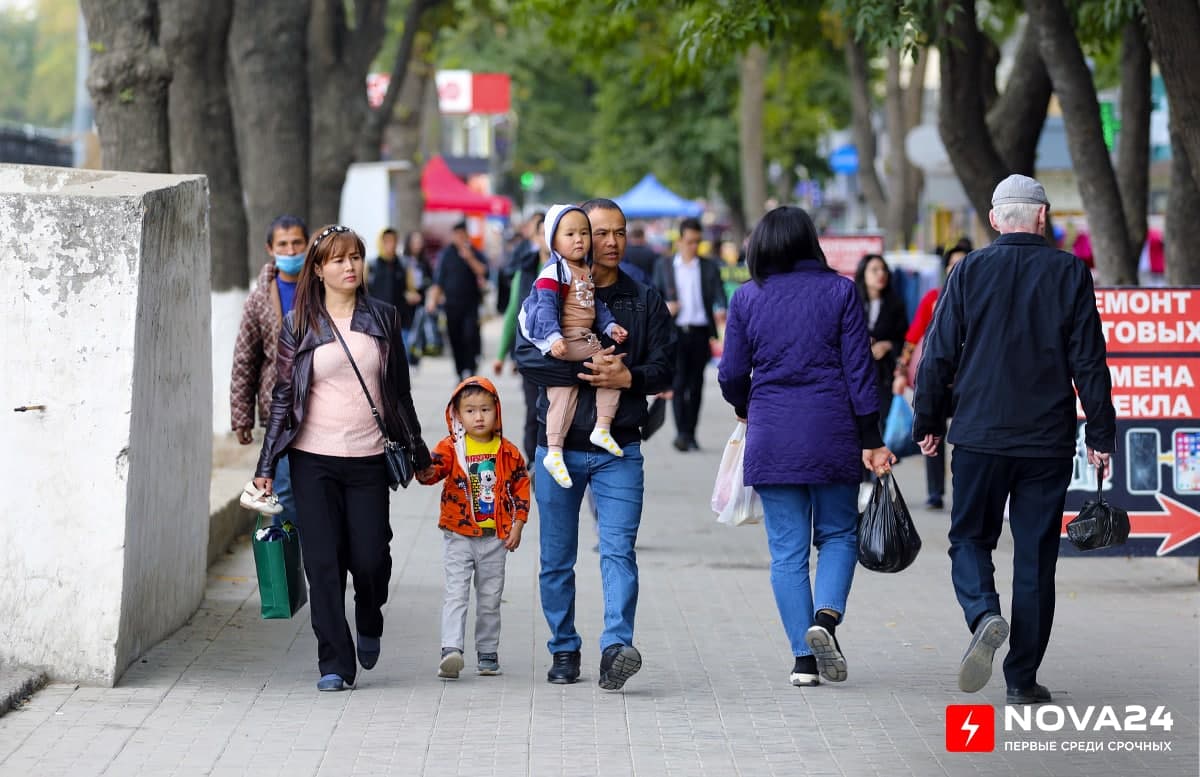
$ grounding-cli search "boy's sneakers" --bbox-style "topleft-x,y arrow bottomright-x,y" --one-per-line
438,648 -> 464,679
589,428 -> 624,457
790,655 -> 819,687
477,652 -> 501,675
543,450 -> 573,488
598,643 -> 642,691
959,613 -> 1009,692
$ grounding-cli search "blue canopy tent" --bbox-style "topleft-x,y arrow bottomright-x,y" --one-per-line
614,174 -> 703,219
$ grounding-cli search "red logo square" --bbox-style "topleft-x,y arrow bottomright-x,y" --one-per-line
946,705 -> 995,752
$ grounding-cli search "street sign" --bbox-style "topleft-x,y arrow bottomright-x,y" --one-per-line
819,234 -> 884,276
828,144 -> 859,175
1062,287 -> 1200,556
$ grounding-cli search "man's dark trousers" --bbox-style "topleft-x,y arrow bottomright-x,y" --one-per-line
672,325 -> 710,443
948,448 -> 1073,690
444,303 -> 481,378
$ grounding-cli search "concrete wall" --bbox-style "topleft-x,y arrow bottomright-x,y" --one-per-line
0,164 -> 212,686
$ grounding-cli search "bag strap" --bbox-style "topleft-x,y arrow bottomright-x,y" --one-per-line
328,316 -> 390,441
1095,463 -> 1104,503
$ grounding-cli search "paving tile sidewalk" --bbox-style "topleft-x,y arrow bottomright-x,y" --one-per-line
1,331 -> 1196,777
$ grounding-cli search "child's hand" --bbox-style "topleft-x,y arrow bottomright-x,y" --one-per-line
550,340 -> 568,358
505,521 -> 524,551
610,324 -> 628,344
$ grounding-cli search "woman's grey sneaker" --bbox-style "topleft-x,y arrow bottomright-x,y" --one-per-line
804,625 -> 847,682
438,648 -> 464,679
598,644 -> 642,690
477,652 -> 501,675
790,655 -> 819,687
958,614 -> 1009,693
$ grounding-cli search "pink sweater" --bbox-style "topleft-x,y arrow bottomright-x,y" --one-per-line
291,317 -> 386,457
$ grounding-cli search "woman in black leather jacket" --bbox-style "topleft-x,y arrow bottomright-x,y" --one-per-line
254,224 -> 431,692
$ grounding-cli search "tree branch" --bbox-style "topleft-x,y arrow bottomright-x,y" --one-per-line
358,0 -> 439,162
1118,17 -> 1151,266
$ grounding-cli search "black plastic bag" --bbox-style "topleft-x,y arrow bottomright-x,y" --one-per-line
1066,470 -> 1130,551
857,473 -> 922,573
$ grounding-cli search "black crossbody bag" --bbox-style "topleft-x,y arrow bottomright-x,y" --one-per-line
329,317 -> 415,490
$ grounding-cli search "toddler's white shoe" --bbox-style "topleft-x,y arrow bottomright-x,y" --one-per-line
240,481 -> 283,515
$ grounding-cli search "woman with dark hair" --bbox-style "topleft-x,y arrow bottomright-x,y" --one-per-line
854,253 -> 908,493
718,206 -> 895,688
254,224 -> 432,692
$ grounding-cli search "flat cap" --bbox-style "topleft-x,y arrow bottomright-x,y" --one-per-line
991,174 -> 1049,207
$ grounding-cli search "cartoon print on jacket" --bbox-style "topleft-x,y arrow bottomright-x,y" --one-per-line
417,376 -> 531,539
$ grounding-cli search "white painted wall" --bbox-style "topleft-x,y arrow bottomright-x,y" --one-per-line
0,164 -> 212,685
211,288 -> 248,435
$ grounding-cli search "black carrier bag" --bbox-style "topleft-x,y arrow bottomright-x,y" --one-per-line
1066,467 -> 1130,551
857,473 -> 923,573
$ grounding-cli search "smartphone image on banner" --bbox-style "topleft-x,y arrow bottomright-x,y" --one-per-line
1126,428 -> 1161,494
1175,429 -> 1200,494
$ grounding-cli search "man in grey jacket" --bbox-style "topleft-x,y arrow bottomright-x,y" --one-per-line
913,174 -> 1116,705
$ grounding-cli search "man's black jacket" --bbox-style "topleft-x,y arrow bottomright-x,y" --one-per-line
913,232 -> 1115,457
652,255 -> 728,339
515,270 -> 677,450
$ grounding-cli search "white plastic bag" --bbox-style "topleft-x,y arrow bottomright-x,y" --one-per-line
711,422 -> 763,526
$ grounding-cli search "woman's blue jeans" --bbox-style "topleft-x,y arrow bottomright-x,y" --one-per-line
757,483 -> 859,657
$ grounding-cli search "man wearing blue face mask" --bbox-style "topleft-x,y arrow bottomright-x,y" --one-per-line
231,215 -> 309,526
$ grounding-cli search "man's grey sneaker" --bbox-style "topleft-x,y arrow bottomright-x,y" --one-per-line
958,614 -> 1009,693
547,650 -> 581,684
1006,683 -> 1052,705
790,655 -> 819,687
598,644 -> 642,691
804,625 -> 847,683
438,648 -> 464,679
477,652 -> 501,675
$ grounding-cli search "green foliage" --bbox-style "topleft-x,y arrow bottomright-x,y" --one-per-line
0,0 -> 77,127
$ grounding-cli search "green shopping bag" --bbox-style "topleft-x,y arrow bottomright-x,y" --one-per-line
252,516 -> 308,619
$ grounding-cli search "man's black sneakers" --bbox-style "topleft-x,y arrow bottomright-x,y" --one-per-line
959,614 -> 1009,692
1007,684 -> 1052,705
547,651 -> 581,684
598,644 -> 642,691
804,625 -> 848,683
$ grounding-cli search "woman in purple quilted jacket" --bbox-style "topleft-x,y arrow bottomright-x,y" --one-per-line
718,206 -> 895,688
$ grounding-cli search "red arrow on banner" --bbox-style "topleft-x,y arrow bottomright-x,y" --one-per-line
1062,494 -> 1200,556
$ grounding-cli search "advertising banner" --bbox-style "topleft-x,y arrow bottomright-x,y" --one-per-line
1063,287 -> 1200,556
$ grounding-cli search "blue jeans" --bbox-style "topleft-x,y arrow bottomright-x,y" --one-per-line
274,454 -> 297,527
535,443 -> 644,654
757,484 -> 859,656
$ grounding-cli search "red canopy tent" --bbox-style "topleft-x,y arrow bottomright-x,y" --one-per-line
421,155 -> 511,216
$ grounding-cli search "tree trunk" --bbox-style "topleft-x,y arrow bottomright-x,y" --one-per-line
1166,117 -> 1200,285
844,37 -> 887,233
1117,18 -> 1151,283
160,0 -> 247,292
308,0 -> 387,228
228,0 -> 310,277
1144,0 -> 1200,193
738,43 -> 767,227
988,22 -> 1052,175
386,34 -> 435,238
79,0 -> 171,173
1027,0 -> 1135,285
357,0 -> 439,163
884,47 -> 926,249
936,0 -> 1006,238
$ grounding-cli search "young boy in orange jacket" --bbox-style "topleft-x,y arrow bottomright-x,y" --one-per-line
418,376 -> 531,678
